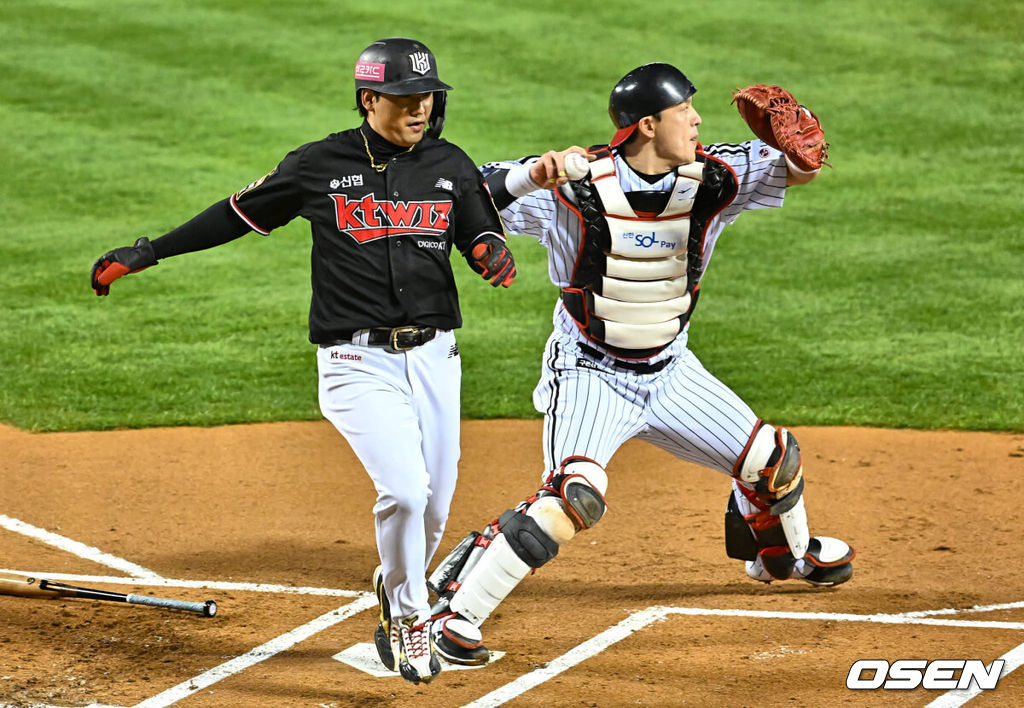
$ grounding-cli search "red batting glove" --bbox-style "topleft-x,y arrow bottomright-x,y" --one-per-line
468,235 -> 516,288
90,237 -> 158,296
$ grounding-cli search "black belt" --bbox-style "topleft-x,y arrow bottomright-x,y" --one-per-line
324,326 -> 437,351
578,342 -> 670,375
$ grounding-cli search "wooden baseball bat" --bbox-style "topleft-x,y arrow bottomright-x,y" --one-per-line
0,571 -> 217,617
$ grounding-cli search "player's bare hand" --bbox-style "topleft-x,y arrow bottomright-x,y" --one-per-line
529,147 -> 591,190
467,233 -> 516,287
90,237 -> 158,296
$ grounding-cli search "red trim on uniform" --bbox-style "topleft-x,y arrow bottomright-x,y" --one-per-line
230,195 -> 270,235
731,419 -> 766,477
554,188 -> 587,285
473,535 -> 492,548
559,455 -> 601,469
806,550 -> 856,567
694,147 -> 739,259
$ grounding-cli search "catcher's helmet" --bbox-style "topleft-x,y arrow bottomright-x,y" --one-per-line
354,37 -> 452,138
608,63 -> 696,147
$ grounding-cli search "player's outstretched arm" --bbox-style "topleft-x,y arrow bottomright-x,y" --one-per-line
731,84 -> 828,186
89,198 -> 251,296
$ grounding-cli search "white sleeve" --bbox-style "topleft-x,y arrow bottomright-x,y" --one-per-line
479,159 -> 557,242
703,139 -> 788,225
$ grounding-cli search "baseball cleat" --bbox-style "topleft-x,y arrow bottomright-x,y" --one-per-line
396,611 -> 442,684
372,565 -> 397,671
746,537 -> 855,587
432,613 -> 490,666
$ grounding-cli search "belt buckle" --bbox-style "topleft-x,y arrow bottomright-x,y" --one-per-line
389,326 -> 419,351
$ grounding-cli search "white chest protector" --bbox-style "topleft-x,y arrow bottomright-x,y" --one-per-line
563,155 -> 708,352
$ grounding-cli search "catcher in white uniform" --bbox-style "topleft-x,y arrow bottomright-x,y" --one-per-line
426,63 -> 855,664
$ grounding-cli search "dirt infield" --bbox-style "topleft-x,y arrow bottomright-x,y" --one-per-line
2,421 -> 1023,707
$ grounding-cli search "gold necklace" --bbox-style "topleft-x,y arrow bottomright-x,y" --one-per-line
360,128 -> 414,172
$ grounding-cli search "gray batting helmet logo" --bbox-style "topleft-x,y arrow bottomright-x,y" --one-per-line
409,52 -> 431,75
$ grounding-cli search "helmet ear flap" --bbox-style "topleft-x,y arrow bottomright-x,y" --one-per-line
427,90 -> 447,139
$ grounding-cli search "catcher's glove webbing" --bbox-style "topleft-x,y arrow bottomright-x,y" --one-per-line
731,84 -> 829,172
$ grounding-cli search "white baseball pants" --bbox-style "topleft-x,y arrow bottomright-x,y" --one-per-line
318,330 -> 461,617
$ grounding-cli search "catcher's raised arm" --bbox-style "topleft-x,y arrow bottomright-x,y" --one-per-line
731,84 -> 829,185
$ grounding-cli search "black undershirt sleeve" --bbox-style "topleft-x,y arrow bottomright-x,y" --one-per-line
149,198 -> 251,260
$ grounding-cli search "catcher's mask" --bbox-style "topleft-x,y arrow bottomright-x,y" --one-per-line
608,63 -> 696,147
354,37 -> 452,139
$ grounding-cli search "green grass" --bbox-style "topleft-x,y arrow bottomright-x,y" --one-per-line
1,0 -> 1021,431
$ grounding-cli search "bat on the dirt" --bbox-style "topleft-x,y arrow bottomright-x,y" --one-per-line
0,572 -> 217,617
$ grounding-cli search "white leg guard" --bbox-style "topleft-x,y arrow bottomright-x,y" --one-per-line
779,495 -> 810,559
449,497 -> 579,625
447,460 -> 608,626
450,533 -> 531,625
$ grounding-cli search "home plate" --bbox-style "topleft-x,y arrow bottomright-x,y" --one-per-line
333,643 -> 504,677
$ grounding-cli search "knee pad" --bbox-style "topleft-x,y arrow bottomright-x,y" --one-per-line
733,421 -> 803,504
542,458 -> 609,530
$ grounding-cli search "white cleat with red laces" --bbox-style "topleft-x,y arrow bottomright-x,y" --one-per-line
396,611 -> 442,684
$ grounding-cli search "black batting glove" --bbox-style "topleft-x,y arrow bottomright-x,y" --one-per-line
90,237 -> 158,296
467,234 -> 516,288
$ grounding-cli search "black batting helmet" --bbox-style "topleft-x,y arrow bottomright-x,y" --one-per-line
354,37 -> 452,138
608,63 -> 696,147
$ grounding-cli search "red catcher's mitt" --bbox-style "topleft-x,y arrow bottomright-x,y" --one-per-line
731,84 -> 830,172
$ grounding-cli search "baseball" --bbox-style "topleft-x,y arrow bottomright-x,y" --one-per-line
563,152 -> 590,180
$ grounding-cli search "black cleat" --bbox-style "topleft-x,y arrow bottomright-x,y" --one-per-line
432,613 -> 490,666
372,565 -> 397,671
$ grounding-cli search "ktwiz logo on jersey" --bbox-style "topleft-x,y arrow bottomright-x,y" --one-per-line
329,193 -> 452,243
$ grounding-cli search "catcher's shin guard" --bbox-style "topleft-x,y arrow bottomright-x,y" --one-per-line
727,421 -> 854,583
449,510 -> 558,624
428,531 -> 493,665
730,421 -> 809,566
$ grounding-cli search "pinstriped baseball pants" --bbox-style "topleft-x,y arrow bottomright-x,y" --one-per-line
532,331 -> 759,477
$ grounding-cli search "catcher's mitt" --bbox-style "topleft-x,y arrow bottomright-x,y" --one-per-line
731,84 -> 829,172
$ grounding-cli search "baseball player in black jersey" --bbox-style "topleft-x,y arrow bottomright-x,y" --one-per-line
90,37 -> 516,685
424,63 -> 855,666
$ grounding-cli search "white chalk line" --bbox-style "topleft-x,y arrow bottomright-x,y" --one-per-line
0,569 -> 365,598
659,606 -> 1024,631
463,605 -> 1024,708
6,515 -> 1024,706
462,607 -> 668,708
0,515 -> 159,579
894,600 -> 1024,618
133,594 -> 378,708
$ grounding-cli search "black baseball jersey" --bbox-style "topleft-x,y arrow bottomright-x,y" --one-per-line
229,124 -> 504,343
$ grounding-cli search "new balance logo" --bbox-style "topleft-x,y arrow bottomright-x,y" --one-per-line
435,178 -> 454,191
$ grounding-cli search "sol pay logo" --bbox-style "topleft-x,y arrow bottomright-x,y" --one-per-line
846,659 -> 1005,691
